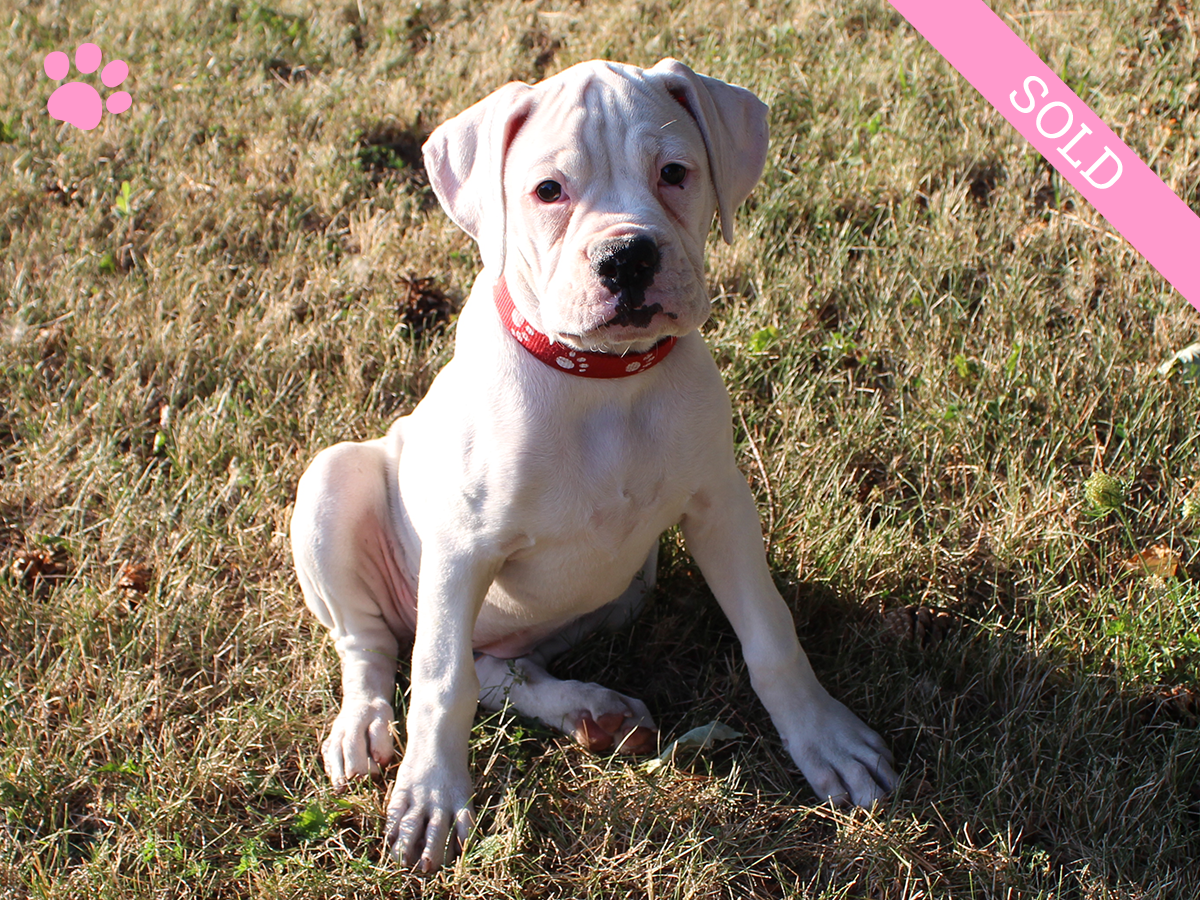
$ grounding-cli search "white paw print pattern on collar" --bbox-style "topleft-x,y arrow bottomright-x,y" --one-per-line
508,306 -> 537,342
554,350 -> 590,373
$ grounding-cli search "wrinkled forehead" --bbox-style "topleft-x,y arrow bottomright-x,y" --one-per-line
510,69 -> 704,175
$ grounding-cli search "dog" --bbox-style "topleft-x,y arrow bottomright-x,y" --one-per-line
290,58 -> 895,872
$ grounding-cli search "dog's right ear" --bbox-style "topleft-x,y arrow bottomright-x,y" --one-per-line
422,81 -> 535,272
647,59 -> 768,245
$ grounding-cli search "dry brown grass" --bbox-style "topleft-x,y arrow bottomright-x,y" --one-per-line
2,0 -> 1199,897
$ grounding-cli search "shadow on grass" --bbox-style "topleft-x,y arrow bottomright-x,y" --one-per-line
460,558 -> 1200,899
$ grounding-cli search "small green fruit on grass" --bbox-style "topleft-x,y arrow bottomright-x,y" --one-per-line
1084,472 -> 1124,512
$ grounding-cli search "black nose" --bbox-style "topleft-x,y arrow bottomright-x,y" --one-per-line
590,235 -> 661,295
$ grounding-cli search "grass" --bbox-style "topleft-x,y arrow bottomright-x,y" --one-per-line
2,0 -> 1199,896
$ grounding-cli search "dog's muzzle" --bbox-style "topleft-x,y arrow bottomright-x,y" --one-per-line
590,235 -> 672,329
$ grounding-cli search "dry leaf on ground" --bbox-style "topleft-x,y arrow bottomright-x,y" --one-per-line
9,547 -> 68,591
883,606 -> 960,647
1122,545 -> 1181,578
1155,342 -> 1200,380
118,561 -> 153,595
1135,686 -> 1199,727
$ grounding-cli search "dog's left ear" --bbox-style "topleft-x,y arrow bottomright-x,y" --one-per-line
648,59 -> 769,244
423,80 -> 536,270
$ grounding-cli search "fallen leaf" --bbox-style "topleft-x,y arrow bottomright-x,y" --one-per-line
9,547 -> 67,591
642,720 -> 743,772
1123,544 -> 1180,578
1135,686 -> 1199,727
1156,342 -> 1200,381
883,606 -> 959,646
117,561 -> 153,594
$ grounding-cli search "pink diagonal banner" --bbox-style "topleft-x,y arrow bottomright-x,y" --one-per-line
889,0 -> 1200,314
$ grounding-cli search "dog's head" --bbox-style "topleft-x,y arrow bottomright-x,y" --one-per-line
423,59 -> 768,354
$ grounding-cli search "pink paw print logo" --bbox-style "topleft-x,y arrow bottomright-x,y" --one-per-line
44,43 -> 132,131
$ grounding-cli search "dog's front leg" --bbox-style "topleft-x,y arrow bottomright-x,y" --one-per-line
384,550 -> 492,872
681,472 -> 896,807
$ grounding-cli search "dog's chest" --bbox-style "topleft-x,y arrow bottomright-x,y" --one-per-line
518,399 -> 693,556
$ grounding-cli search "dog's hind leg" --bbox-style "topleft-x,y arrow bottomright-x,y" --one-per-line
291,438 -> 416,787
475,543 -> 659,754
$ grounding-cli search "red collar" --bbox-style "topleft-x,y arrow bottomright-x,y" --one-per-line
494,277 -> 677,378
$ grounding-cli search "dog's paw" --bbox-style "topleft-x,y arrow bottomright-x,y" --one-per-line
574,710 -> 658,755
782,693 -> 895,809
321,697 -> 395,788
562,682 -> 657,755
384,763 -> 475,872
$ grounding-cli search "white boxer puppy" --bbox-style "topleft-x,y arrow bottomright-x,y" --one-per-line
291,58 -> 895,872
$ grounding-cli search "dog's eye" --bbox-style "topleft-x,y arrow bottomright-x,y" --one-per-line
535,180 -> 563,202
660,163 -> 687,186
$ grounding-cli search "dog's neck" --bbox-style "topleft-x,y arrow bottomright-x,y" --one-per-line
494,276 -> 676,378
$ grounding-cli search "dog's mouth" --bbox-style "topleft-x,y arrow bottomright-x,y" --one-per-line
601,297 -> 678,330
551,286 -> 678,350
557,316 -> 674,355
561,283 -> 683,353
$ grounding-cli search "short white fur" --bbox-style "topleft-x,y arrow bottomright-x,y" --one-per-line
291,58 -> 895,874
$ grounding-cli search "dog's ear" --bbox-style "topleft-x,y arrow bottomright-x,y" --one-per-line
422,81 -> 535,270
648,58 -> 769,244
